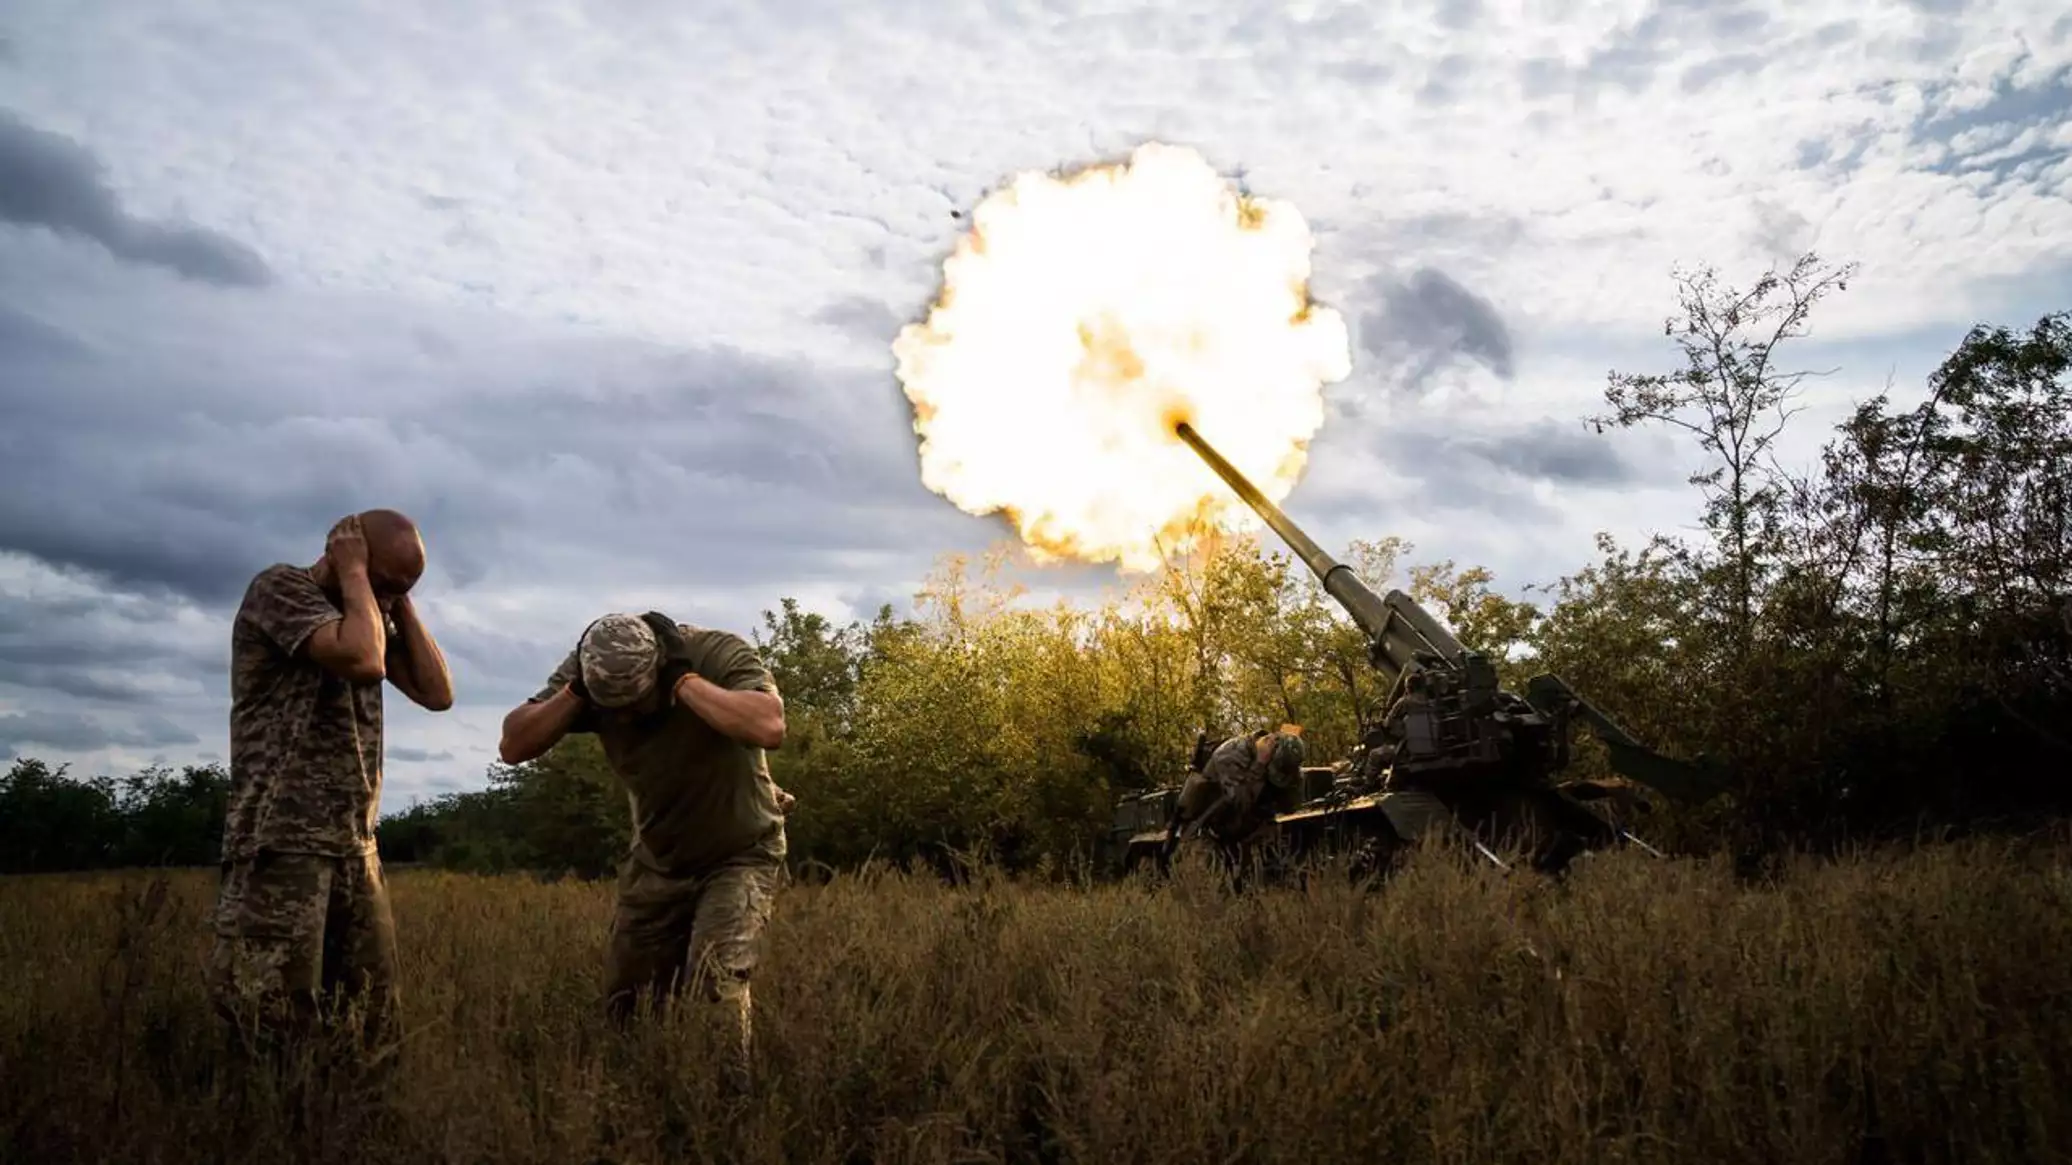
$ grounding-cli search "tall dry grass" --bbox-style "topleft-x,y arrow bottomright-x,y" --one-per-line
4,835 -> 2071,1165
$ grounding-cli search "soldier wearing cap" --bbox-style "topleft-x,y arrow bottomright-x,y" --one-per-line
497,610 -> 787,1091
1173,727 -> 1306,846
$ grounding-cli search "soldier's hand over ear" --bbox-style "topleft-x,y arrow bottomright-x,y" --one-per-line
639,612 -> 693,657
641,612 -> 698,694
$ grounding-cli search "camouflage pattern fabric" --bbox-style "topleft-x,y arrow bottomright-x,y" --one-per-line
222,564 -> 389,862
1200,734 -> 1265,811
578,613 -> 661,708
534,611 -> 790,1090
1201,732 -> 1305,820
1263,732 -> 1305,789
206,849 -> 399,1054
604,830 -> 786,1090
1175,732 -> 1303,844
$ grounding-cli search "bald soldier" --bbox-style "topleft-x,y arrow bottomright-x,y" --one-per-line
498,610 -> 787,1091
208,510 -> 453,1060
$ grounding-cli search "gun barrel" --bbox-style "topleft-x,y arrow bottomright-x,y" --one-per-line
1174,422 -> 1339,582
1174,422 -> 1452,670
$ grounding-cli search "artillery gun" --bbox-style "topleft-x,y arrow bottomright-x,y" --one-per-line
1098,422 -> 1722,881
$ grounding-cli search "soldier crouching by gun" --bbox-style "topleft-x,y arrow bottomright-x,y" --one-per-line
497,611 -> 789,1095
1165,727 -> 1307,877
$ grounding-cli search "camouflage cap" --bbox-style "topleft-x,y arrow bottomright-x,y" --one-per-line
1264,732 -> 1306,787
578,613 -> 660,708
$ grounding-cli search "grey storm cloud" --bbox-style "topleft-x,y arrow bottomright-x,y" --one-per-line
0,303 -> 92,360
1357,267 -> 1516,392
0,230 -> 987,721
0,710 -> 199,754
0,564 -> 228,711
1435,419 -> 1638,486
0,109 -> 273,287
0,258 -> 962,610
1297,414 -> 1642,535
5,664 -> 195,704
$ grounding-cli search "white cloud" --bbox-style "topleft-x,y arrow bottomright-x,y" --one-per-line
3,0 -> 2067,352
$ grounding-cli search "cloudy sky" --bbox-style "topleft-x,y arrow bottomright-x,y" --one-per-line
2,0 -> 2068,806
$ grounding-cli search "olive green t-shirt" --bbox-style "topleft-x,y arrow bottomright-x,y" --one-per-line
530,623 -> 785,875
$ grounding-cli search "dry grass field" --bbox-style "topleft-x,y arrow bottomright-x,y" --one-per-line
4,835 -> 2072,1165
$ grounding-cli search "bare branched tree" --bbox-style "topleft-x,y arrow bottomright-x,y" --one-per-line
1590,252 -> 1858,659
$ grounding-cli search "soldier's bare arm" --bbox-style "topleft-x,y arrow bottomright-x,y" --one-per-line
673,675 -> 786,749
498,650 -> 594,764
304,572 -> 386,684
671,634 -> 785,750
304,517 -> 388,684
383,594 -> 454,711
498,690 -> 586,763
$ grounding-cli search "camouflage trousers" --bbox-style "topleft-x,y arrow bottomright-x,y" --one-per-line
605,836 -> 785,1089
205,847 -> 399,1064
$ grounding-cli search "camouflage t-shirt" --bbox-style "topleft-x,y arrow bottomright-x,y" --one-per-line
530,623 -> 786,875
222,564 -> 388,862
1202,734 -> 1265,797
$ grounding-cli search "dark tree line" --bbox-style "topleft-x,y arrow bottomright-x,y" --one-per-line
6,253 -> 2068,878
0,759 -> 232,873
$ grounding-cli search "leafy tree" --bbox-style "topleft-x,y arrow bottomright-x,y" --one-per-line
0,759 -> 233,872
496,734 -> 629,878
110,764 -> 230,867
1,759 -> 120,873
755,596 -> 868,730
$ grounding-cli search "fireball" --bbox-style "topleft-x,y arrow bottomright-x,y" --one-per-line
893,143 -> 1351,571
